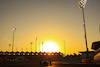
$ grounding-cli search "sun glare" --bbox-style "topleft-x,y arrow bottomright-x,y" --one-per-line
43,41 -> 58,52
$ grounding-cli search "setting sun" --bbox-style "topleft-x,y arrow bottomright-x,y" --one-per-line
43,41 -> 58,52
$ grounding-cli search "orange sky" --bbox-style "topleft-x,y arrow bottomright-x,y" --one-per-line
0,0 -> 100,55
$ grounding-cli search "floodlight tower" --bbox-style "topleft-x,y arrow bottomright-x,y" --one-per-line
78,0 -> 89,58
26,48 -> 28,52
9,44 -> 11,52
30,42 -> 33,52
21,48 -> 23,51
12,27 -> 16,52
42,42 -> 43,52
39,43 -> 40,52
64,41 -> 66,56
99,24 -> 100,35
35,37 -> 37,52
16,45 -> 18,51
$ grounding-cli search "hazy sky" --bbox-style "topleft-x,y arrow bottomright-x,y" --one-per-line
0,0 -> 100,54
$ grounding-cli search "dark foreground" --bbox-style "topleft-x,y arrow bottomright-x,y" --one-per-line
0,62 -> 100,67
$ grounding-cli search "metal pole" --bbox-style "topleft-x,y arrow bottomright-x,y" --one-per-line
21,48 -> 23,51
82,8 -> 89,58
16,47 -> 17,52
16,45 -> 17,52
9,44 -> 11,52
35,40 -> 36,52
42,42 -> 43,52
30,42 -> 32,52
26,48 -> 27,52
64,41 -> 66,56
39,43 -> 40,52
35,37 -> 37,52
99,24 -> 100,35
12,30 -> 14,52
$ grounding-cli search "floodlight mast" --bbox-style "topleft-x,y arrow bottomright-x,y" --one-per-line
9,44 -> 11,52
78,0 -> 89,59
35,37 -> 37,52
30,42 -> 33,52
12,27 -> 16,52
42,42 -> 43,52
16,45 -> 18,51
64,41 -> 66,56
39,43 -> 40,52
99,24 -> 100,35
